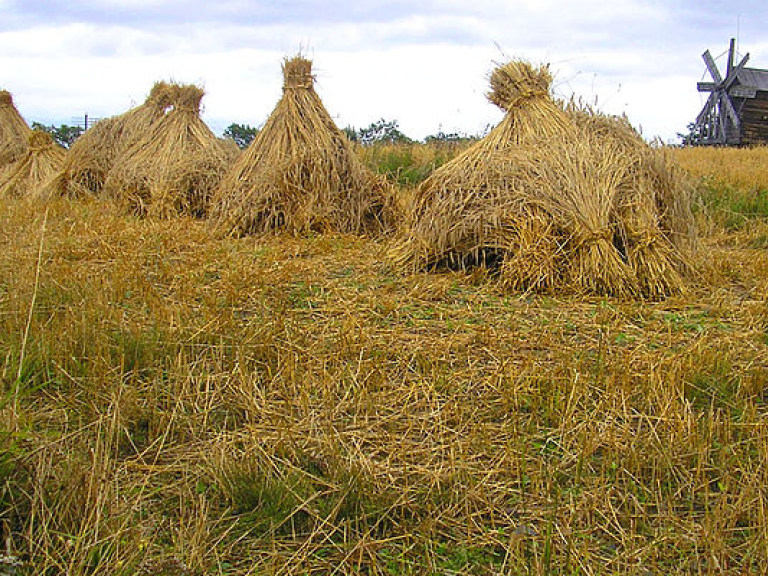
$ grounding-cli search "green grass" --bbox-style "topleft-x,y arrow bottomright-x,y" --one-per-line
697,178 -> 768,230
359,142 -> 464,187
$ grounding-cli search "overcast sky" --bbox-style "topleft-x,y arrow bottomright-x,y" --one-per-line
1,0 -> 766,143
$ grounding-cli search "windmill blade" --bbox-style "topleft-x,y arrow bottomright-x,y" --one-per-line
724,53 -> 750,88
702,49 -> 723,84
697,82 -> 716,92
696,91 -> 718,125
720,92 -> 740,129
727,38 -> 736,77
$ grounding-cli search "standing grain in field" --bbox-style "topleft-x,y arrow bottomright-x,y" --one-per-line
210,55 -> 397,236
0,130 -> 66,199
105,84 -> 235,218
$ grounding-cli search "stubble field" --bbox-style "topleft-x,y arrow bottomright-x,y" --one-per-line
1,144 -> 768,575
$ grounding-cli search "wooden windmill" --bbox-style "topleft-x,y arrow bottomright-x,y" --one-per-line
689,38 -> 768,146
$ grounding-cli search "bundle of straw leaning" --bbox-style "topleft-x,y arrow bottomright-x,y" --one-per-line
568,104 -> 695,297
512,133 -> 638,297
45,81 -> 174,198
0,130 -> 66,198
105,84 -> 235,218
0,90 -> 31,171
211,56 -> 397,236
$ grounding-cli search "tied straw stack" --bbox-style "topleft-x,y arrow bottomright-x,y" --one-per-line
105,83 -> 235,218
0,130 -> 65,199
391,60 -> 695,298
46,81 -> 175,198
211,55 -> 397,236
0,90 -> 31,172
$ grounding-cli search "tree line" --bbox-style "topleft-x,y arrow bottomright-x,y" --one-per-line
30,119 -> 478,150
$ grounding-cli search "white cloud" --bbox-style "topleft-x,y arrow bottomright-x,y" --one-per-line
2,0 -> 767,141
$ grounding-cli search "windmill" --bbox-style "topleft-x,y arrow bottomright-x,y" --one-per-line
691,38 -> 752,145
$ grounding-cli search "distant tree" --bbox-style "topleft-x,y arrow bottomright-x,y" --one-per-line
342,126 -> 358,143
677,122 -> 701,147
356,119 -> 412,146
31,122 -> 83,149
223,123 -> 259,150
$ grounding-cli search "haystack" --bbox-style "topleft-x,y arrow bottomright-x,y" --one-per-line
211,56 -> 396,236
0,130 -> 66,198
46,81 -> 174,198
105,84 -> 234,217
390,61 -> 579,292
392,60 -> 695,298
0,90 -> 31,171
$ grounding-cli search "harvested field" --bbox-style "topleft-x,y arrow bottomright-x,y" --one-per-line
1,144 -> 768,574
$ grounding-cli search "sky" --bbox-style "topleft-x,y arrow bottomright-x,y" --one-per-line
1,0 -> 766,143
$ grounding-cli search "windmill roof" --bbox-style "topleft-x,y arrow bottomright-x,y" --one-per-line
736,67 -> 768,91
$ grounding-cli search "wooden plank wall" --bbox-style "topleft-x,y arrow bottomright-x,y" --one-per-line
741,92 -> 768,146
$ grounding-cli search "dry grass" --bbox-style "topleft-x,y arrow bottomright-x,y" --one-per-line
0,131 -> 66,199
393,62 -> 694,299
672,146 -> 768,236
211,56 -> 398,236
672,146 -> 768,193
1,142 -> 768,573
105,84 -> 235,218
0,90 -> 31,171
44,81 -> 174,199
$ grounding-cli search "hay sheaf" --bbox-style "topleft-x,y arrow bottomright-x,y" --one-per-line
0,130 -> 66,198
568,103 -> 696,297
105,84 -> 235,218
0,90 -> 31,171
46,81 -> 174,198
392,60 -> 695,299
211,56 -> 397,236
390,61 -> 575,279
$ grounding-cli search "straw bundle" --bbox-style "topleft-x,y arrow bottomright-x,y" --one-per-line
0,130 -> 66,199
46,81 -> 174,198
390,61 -> 574,278
393,60 -> 695,298
568,105 -> 695,296
485,61 -> 574,147
514,134 -> 637,296
0,90 -> 31,171
211,56 -> 396,236
105,84 -> 234,218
